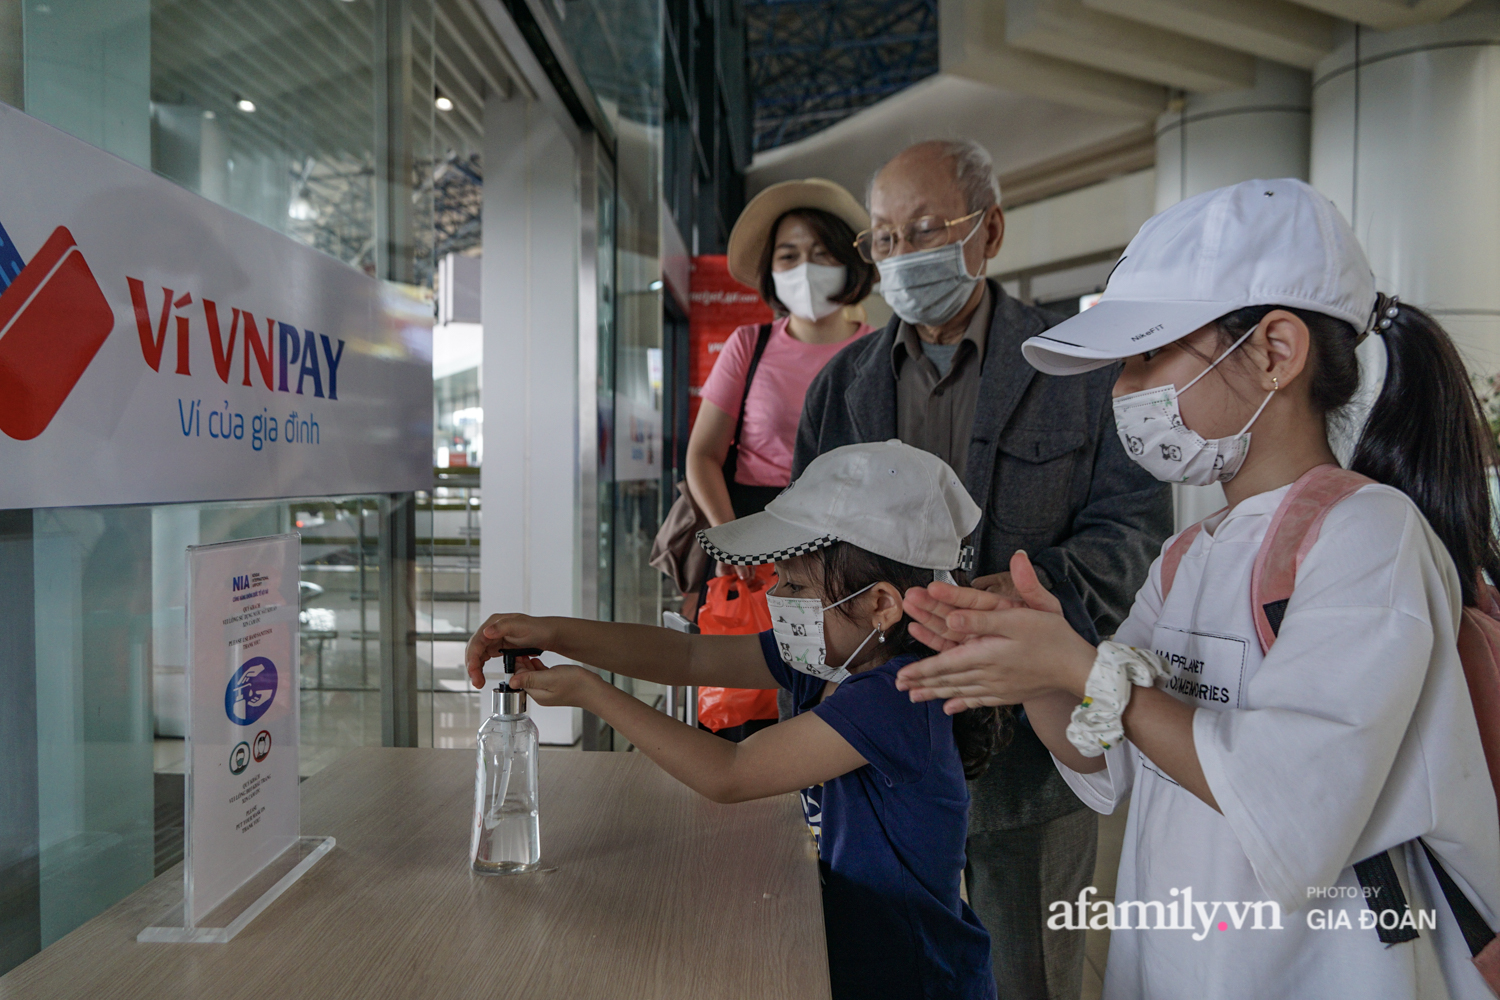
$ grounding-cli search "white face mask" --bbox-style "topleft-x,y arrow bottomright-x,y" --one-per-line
766,582 -> 879,684
1111,323 -> 1275,486
875,215 -> 984,328
772,262 -> 847,321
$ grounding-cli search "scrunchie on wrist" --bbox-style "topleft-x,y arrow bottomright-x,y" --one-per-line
1065,641 -> 1171,758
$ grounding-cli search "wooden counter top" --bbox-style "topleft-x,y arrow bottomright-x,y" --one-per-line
0,747 -> 830,999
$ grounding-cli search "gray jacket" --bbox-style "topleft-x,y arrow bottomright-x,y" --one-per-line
792,281 -> 1172,831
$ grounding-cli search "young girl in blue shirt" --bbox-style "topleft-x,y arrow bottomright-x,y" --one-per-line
465,441 -> 1001,1000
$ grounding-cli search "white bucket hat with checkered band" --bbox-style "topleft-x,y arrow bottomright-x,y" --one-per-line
697,440 -> 981,570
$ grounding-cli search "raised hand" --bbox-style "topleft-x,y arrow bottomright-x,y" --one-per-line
895,552 -> 1091,714
969,571 -> 1020,598
903,582 -> 1017,652
903,550 -> 1063,652
974,551 -> 1063,617
464,613 -> 553,689
509,662 -> 603,708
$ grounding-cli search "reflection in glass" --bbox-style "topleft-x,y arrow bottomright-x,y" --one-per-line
554,0 -> 666,634
32,494 -> 401,950
148,0 -> 379,273
418,478 -> 487,749
23,0 -> 436,286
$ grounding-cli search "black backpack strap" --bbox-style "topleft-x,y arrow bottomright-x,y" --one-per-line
1253,485 -> 1492,952
722,323 -> 774,486
1353,851 -> 1420,944
1421,838 -> 1498,957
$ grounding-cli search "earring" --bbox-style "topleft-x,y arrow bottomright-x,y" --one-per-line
1272,376 -> 1279,391
877,628 -> 886,644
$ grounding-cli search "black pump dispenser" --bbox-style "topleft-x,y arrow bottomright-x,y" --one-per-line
493,647 -> 543,716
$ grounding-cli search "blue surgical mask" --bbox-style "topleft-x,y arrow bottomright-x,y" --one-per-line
876,215 -> 985,327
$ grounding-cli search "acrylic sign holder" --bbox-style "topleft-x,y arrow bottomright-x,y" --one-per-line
138,534 -> 333,944
138,836 -> 336,943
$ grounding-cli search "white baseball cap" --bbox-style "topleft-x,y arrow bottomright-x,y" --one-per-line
697,440 -> 981,571
1021,178 -> 1379,376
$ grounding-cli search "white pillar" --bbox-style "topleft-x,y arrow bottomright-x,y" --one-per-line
1156,59 -> 1312,530
1312,2 -> 1500,377
480,92 -> 583,744
1155,59 -> 1311,211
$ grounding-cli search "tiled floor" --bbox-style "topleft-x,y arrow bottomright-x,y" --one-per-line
1081,797 -> 1130,1000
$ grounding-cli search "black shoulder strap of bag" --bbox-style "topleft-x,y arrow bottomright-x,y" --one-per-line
1349,841 -> 1499,952
721,323 -> 774,486
1260,530 -> 1496,954
1421,839 -> 1498,957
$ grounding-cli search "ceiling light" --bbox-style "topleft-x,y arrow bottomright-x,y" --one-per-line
435,93 -> 454,112
235,96 -> 256,113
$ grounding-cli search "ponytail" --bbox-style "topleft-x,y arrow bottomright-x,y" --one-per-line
1349,302 -> 1500,606
1214,301 -> 1500,606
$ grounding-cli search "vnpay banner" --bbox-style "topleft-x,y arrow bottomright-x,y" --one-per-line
0,103 -> 432,509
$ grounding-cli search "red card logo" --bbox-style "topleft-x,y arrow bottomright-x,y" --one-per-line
0,226 -> 116,440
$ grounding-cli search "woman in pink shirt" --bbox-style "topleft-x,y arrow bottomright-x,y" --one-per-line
688,179 -> 877,573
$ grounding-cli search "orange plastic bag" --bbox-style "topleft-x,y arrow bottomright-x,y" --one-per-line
696,566 -> 780,731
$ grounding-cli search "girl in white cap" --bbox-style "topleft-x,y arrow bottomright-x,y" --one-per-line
466,441 -> 1001,1000
894,179 -> 1500,999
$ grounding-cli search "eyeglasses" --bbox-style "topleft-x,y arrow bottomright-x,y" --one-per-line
853,209 -> 986,263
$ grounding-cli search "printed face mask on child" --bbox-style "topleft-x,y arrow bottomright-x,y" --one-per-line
1111,322 -> 1276,487
766,582 -> 879,684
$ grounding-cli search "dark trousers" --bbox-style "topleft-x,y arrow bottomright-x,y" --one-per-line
966,807 -> 1097,1000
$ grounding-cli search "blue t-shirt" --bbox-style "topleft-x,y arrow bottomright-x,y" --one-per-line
759,631 -> 996,1000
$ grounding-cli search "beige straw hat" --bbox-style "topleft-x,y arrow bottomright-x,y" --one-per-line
726,179 -> 870,289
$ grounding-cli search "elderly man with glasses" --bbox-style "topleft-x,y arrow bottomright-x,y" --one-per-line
792,139 -> 1171,1000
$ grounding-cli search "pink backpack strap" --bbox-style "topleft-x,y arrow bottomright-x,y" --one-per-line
1159,525 -> 1200,601
1457,596 -> 1500,827
1160,508 -> 1228,600
1438,592 -> 1500,984
1250,464 -> 1376,653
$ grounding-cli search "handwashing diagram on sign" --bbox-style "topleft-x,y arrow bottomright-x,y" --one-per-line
225,656 -> 279,726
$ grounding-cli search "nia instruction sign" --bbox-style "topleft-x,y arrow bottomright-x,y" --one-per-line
184,533 -> 301,926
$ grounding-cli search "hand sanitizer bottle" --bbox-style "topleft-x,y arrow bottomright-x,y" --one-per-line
471,648 -> 542,875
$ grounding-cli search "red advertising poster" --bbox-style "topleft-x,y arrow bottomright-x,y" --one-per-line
688,255 -> 772,428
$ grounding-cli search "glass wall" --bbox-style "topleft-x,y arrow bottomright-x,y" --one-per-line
417,474 -> 486,748
18,0 -> 434,286
434,366 -> 482,467
147,0 -> 379,271
596,157 -> 619,624
0,0 -> 437,973
29,494 -> 408,951
555,0 -> 667,632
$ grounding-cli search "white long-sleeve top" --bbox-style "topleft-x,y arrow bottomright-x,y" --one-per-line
1056,482 -> 1500,999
